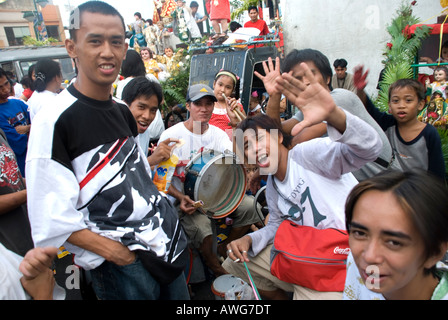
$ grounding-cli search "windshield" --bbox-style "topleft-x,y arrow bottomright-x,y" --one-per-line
20,57 -> 76,82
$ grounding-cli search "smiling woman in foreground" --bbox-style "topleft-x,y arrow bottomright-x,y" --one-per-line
344,169 -> 448,300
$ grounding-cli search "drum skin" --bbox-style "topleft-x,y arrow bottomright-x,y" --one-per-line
184,150 -> 247,219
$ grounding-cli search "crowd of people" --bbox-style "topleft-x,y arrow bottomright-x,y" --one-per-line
0,0 -> 447,302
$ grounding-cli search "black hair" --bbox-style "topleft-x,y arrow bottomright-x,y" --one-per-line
345,169 -> 448,277
121,50 -> 146,78
20,75 -> 32,89
122,76 -> 163,106
388,78 -> 425,102
283,49 -> 333,90
27,64 -> 36,91
237,113 -> 292,149
248,5 -> 258,13
0,68 -> 9,81
333,58 -> 348,68
229,21 -> 242,32
69,1 -> 125,41
33,58 -> 62,92
190,1 -> 199,8
134,12 -> 142,19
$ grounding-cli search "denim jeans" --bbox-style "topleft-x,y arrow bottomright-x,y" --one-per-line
89,256 -> 190,300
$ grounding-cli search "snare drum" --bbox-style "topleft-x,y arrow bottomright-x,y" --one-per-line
184,150 -> 246,219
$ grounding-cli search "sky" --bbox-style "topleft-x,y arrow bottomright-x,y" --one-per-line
52,0 -> 207,27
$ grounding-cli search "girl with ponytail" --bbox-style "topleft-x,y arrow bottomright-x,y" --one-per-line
28,58 -> 62,121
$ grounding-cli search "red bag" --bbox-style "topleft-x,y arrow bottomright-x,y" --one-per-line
270,220 -> 350,292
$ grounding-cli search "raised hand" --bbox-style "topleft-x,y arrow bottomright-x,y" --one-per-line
254,57 -> 281,96
274,62 -> 345,136
353,65 -> 369,91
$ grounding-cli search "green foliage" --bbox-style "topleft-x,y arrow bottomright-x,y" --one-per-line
231,0 -> 259,20
160,50 -> 191,111
376,61 -> 414,111
374,1 -> 431,111
22,36 -> 59,47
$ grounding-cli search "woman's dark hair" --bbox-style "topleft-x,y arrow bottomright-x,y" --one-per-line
283,49 -> 333,90
214,69 -> 240,100
121,50 -> 146,78
122,76 -> 163,106
27,64 -> 36,91
345,169 -> 448,276
33,58 -> 62,92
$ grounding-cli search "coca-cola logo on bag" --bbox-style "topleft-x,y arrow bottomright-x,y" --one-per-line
333,247 -> 350,255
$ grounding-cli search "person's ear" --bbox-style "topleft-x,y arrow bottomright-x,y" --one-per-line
417,99 -> 425,112
65,38 -> 77,59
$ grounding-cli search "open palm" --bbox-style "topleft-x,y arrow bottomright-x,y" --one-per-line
274,62 -> 337,136
254,57 -> 281,96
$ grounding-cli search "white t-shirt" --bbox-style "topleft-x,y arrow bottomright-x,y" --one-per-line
249,110 -> 384,256
27,90 -> 58,121
158,122 -> 232,202
0,243 -> 28,300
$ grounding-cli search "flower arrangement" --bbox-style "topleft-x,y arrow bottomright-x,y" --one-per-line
374,0 -> 431,112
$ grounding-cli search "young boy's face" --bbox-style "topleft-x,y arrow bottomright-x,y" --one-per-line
66,11 -> 127,99
388,86 -> 425,124
129,94 -> 159,134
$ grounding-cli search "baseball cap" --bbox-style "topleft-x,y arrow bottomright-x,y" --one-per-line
186,84 -> 217,102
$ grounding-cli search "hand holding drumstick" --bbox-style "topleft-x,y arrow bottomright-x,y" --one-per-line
222,93 -> 246,122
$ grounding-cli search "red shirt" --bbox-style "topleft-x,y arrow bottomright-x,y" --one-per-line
244,19 -> 270,48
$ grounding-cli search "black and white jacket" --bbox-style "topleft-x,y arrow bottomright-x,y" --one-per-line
26,85 -> 187,271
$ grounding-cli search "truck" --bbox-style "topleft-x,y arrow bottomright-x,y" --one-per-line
188,33 -> 281,114
0,45 -> 76,83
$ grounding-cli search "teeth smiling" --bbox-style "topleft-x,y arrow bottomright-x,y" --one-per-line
100,65 -> 114,69
258,154 -> 268,163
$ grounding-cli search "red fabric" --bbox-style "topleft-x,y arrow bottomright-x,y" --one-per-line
22,88 -> 33,100
405,23 -> 448,36
244,19 -> 269,48
209,0 -> 230,22
244,19 -> 269,36
270,220 -> 349,292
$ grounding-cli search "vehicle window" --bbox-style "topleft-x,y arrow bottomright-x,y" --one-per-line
20,61 -> 37,78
